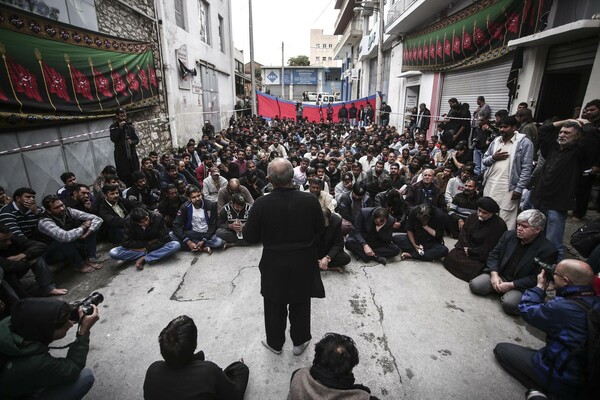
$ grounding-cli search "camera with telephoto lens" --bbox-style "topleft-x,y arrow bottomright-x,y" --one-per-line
533,258 -> 556,282
69,292 -> 104,321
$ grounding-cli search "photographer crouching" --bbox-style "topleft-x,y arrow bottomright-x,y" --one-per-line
493,259 -> 599,399
0,295 -> 101,399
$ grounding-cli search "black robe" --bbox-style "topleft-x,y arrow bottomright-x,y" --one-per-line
443,213 -> 507,281
243,187 -> 325,303
110,121 -> 140,186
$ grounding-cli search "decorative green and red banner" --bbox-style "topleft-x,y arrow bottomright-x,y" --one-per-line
0,6 -> 159,129
402,0 -> 551,71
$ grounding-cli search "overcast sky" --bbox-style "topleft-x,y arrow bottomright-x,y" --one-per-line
231,0 -> 338,66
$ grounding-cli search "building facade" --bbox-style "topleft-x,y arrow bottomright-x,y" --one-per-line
310,29 -> 341,67
261,66 -> 341,101
158,0 -> 235,146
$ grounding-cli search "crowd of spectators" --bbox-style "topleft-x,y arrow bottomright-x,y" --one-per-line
1,97 -> 600,399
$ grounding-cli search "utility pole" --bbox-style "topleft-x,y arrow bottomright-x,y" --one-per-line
375,0 -> 384,125
249,0 -> 257,115
281,42 -> 284,99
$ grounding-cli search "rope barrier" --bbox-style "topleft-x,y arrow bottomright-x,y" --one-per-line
0,106 -> 250,156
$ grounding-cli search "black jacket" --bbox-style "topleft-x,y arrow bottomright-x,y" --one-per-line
347,208 -> 395,248
95,198 -> 136,228
122,213 -> 171,252
486,230 -> 558,290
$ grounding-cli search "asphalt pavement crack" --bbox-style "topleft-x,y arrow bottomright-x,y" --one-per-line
230,265 -> 258,294
170,271 -> 188,301
361,266 -> 402,382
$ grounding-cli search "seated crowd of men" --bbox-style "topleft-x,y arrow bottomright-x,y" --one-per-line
0,97 -> 599,399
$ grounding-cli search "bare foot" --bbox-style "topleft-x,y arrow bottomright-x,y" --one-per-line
203,246 -> 213,255
74,265 -> 95,273
48,288 -> 68,296
401,252 -> 412,261
327,267 -> 344,273
135,256 -> 146,270
85,260 -> 102,270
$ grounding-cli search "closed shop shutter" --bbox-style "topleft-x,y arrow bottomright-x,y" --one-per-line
545,36 -> 597,72
439,55 -> 513,118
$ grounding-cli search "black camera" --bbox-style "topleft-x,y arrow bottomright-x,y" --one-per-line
69,292 -> 104,321
533,258 -> 556,282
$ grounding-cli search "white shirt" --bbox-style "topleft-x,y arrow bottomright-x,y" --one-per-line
191,206 -> 208,233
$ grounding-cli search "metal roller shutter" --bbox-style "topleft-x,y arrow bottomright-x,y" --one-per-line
545,37 -> 597,71
439,55 -> 513,118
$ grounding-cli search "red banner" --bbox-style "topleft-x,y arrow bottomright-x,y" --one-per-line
256,91 -> 377,123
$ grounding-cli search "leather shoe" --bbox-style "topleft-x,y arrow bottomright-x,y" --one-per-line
261,340 -> 282,355
375,256 -> 387,265
292,340 -> 311,356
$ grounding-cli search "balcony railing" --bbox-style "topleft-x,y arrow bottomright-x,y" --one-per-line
385,0 -> 418,30
334,17 -> 364,58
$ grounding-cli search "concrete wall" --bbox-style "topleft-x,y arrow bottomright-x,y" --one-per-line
157,0 -> 235,147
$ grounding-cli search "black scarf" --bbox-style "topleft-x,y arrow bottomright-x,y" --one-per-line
310,365 -> 371,393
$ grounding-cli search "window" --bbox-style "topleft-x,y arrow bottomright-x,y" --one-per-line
316,44 -> 320,48
218,15 -> 225,52
175,0 -> 186,30
323,43 -> 327,48
328,57 -> 333,60
316,57 -> 320,61
329,44 -> 333,48
199,0 -> 210,45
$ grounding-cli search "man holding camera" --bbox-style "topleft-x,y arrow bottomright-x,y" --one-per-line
494,260 -> 599,399
0,298 -> 99,399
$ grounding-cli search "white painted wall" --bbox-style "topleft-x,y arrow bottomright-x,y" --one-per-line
158,0 -> 235,147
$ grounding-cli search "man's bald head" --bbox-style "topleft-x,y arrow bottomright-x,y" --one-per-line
556,259 -> 594,286
228,178 -> 240,191
267,158 -> 293,188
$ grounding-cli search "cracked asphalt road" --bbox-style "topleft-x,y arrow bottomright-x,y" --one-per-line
49,238 -> 544,399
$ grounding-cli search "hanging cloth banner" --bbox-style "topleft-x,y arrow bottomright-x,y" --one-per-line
256,91 -> 377,123
0,7 -> 159,130
402,0 -> 551,72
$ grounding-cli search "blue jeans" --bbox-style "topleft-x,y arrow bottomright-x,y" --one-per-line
32,367 -> 94,400
109,241 -> 181,264
473,148 -> 483,175
170,230 -> 224,250
541,209 -> 567,261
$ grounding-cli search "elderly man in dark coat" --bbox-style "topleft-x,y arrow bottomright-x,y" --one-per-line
109,108 -> 140,187
469,209 -> 558,315
243,158 -> 325,356
443,197 -> 507,281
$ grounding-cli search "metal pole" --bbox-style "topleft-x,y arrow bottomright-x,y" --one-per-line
375,0 -> 384,125
249,0 -> 257,115
281,42 -> 284,99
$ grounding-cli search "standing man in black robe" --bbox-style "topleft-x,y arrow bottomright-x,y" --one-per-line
243,158 -> 325,356
110,108 -> 140,187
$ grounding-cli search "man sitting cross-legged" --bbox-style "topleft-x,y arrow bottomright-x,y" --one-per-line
443,197 -> 507,282
171,186 -> 224,254
317,208 -> 351,273
0,223 -> 67,297
344,207 -> 400,265
469,209 -> 558,315
396,204 -> 449,262
216,193 -> 251,250
109,208 -> 180,270
37,195 -> 103,274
